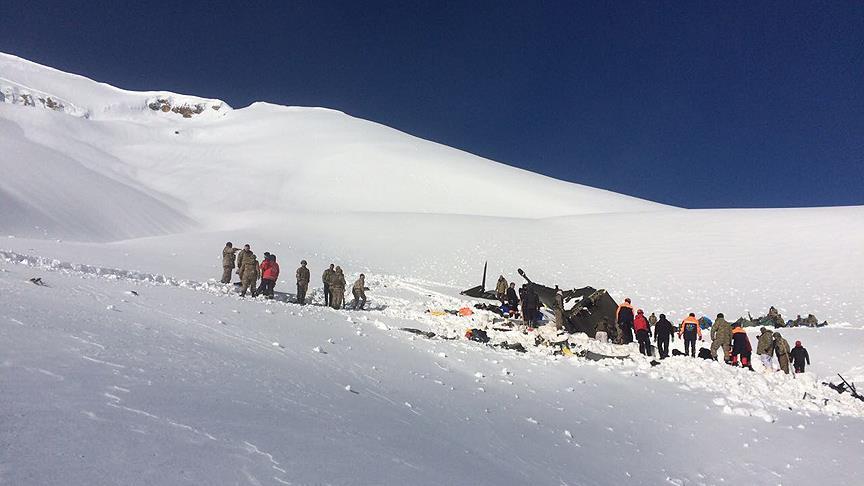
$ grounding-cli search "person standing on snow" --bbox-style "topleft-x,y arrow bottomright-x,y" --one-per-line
295,260 -> 310,305
648,312 -> 657,329
730,324 -> 753,370
774,332 -> 792,374
521,287 -> 540,327
506,282 -> 520,314
710,312 -> 733,362
322,264 -> 335,307
653,314 -> 675,359
221,242 -> 237,284
329,266 -> 346,309
352,273 -> 368,310
553,290 -> 566,331
678,313 -> 702,357
790,340 -> 811,373
495,275 -> 508,305
633,309 -> 652,356
615,298 -> 635,344
236,244 -> 253,277
239,253 -> 260,297
258,254 -> 280,298
756,327 -> 775,371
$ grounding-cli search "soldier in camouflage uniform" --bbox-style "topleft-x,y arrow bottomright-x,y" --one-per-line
221,242 -> 237,284
296,260 -> 311,305
756,327 -> 775,371
329,266 -> 346,309
709,312 -> 733,361
239,254 -> 260,297
236,244 -> 253,277
322,264 -> 335,307
553,290 -> 565,331
495,275 -> 508,305
352,274 -> 367,310
773,331 -> 791,374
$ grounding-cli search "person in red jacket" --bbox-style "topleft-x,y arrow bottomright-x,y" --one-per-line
633,309 -> 652,356
258,254 -> 280,299
678,313 -> 702,357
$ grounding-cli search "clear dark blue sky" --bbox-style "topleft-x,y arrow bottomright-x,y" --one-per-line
3,0 -> 862,208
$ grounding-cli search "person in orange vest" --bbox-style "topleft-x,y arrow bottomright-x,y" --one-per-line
633,309 -> 652,356
678,313 -> 702,357
616,298 -> 635,344
730,324 -> 754,370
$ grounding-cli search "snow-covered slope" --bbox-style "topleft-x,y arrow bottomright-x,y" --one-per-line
3,53 -> 864,486
0,52 -> 669,241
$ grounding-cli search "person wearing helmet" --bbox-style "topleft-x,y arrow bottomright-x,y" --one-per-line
296,260 -> 310,305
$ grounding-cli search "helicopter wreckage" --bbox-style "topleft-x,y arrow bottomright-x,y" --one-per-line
460,263 -> 618,337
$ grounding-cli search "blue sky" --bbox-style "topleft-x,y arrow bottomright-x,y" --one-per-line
2,0 -> 862,208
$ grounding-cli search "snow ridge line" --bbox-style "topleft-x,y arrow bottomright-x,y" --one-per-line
0,249 -> 227,294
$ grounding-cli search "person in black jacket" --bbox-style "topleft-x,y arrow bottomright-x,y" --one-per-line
506,283 -> 519,310
521,287 -> 540,326
730,324 -> 754,370
616,298 -> 635,344
653,314 -> 675,359
790,340 -> 811,373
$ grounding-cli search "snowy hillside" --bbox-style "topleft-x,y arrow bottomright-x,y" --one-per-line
0,52 -> 668,243
2,53 -> 864,485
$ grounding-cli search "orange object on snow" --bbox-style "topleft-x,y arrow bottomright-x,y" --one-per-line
458,307 -> 474,317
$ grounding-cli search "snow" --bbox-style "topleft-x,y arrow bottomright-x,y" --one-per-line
2,52 -> 864,485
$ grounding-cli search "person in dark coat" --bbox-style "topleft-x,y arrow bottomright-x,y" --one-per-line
678,313 -> 702,357
653,314 -> 675,359
322,264 -> 335,307
730,324 -> 753,370
615,298 -> 635,344
506,283 -> 519,309
790,340 -> 811,373
521,288 -> 540,326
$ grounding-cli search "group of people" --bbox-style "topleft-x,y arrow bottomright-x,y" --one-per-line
220,242 -> 369,310
608,297 -> 812,374
495,275 -> 542,327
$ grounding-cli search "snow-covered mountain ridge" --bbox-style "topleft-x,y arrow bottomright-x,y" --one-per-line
0,53 -> 229,121
0,52 -> 669,242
